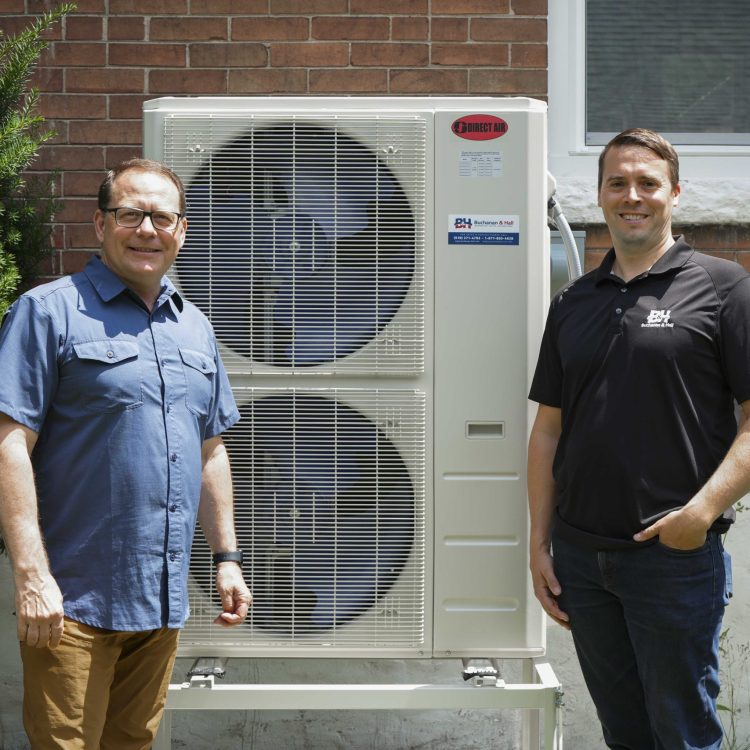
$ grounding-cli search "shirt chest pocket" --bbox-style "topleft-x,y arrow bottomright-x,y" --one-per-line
69,340 -> 143,413
179,347 -> 217,417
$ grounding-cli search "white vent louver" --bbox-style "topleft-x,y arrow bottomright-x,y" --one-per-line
163,115 -> 426,375
186,387 -> 426,651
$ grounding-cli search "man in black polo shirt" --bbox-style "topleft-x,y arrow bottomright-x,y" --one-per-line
528,128 -> 750,749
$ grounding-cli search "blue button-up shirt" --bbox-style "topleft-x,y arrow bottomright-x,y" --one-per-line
0,257 -> 239,630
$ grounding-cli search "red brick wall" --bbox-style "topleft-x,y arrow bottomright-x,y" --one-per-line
582,225 -> 750,274
2,0 -> 548,279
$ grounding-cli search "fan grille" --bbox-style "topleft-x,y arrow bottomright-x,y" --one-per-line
183,387 -> 427,651
162,114 -> 426,375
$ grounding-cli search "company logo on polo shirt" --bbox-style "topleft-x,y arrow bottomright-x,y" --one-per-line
641,309 -> 674,328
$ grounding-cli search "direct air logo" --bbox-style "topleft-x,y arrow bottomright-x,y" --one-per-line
451,114 -> 509,141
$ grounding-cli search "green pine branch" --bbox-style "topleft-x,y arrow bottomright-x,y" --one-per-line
0,3 -> 76,557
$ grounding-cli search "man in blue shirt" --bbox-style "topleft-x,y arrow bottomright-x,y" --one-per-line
0,159 -> 251,749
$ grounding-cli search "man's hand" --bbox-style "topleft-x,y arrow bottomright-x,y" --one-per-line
633,504 -> 711,550
213,563 -> 252,627
15,573 -> 64,648
530,545 -> 570,630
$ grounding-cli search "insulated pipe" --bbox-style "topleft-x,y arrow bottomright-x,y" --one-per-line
548,195 -> 583,281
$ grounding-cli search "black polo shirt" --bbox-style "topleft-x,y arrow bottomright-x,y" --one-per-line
530,237 -> 750,548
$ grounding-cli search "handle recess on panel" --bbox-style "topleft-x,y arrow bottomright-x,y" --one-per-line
465,421 -> 505,439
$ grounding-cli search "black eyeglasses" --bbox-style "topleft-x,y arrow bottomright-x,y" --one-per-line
102,206 -> 183,232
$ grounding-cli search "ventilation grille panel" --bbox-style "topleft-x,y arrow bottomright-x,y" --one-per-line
162,114 -> 426,376
182,387 -> 427,651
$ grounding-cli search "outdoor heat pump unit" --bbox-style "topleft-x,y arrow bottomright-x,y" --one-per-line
143,96 -> 550,661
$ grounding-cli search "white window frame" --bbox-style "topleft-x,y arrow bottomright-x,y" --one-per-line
548,0 -> 750,224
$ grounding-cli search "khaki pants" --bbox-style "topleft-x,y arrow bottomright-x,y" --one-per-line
20,617 -> 179,750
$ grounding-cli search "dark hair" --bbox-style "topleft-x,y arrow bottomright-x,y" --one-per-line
97,158 -> 186,214
597,128 -> 679,192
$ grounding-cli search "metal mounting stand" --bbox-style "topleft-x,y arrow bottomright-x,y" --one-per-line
153,658 -> 562,749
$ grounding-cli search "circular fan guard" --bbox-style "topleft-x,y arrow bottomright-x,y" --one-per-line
179,124 -> 416,367
191,393 -> 415,635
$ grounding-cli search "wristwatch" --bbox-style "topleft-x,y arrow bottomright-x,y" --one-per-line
212,550 -> 243,567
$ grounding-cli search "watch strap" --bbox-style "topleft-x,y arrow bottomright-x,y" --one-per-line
212,550 -> 243,566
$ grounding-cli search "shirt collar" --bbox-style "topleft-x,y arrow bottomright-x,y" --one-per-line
83,255 -> 184,312
594,235 -> 693,286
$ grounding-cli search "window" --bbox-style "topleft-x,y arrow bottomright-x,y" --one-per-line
586,0 -> 750,146
548,0 -> 750,202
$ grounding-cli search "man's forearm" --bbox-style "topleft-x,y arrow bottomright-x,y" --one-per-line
0,420 -> 49,578
527,404 -> 568,626
0,416 -> 64,647
527,407 -> 562,549
685,410 -> 750,525
635,399 -> 750,546
528,448 -> 558,550
198,436 -> 238,553
198,435 -> 251,626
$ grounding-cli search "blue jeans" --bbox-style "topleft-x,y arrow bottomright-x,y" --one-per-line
552,531 -> 732,750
